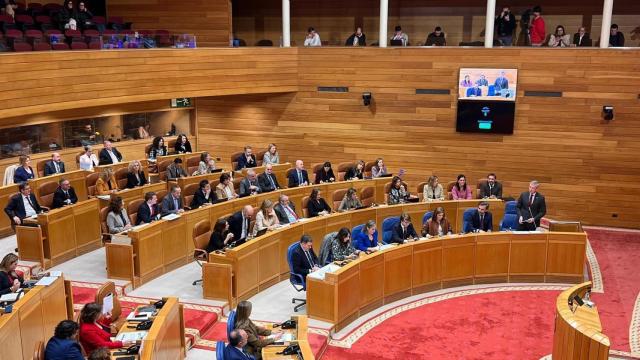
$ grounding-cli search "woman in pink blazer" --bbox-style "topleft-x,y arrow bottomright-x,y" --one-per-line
451,174 -> 473,200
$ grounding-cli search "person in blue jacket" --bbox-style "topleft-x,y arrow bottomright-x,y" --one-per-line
353,220 -> 379,253
44,320 -> 84,360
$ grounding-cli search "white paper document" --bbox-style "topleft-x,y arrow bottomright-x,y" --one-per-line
0,293 -> 19,302
162,213 -> 181,221
96,195 -> 111,201
126,312 -> 152,321
49,271 -> 63,277
35,276 -> 56,286
307,263 -> 340,281
116,331 -> 148,342
102,293 -> 114,315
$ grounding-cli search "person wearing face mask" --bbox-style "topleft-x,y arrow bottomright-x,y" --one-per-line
479,173 -> 503,199
346,26 -> 366,46
572,26 -> 591,47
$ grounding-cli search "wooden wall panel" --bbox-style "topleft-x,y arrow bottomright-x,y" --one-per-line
107,0 -> 231,47
197,47 -> 640,228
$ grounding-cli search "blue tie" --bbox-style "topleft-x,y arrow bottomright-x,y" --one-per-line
173,197 -> 179,210
298,171 -> 303,185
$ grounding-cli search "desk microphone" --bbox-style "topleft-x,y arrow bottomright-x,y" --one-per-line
528,207 -> 535,229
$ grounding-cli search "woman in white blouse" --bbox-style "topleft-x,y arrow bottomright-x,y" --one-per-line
423,175 -> 445,201
79,145 -> 99,171
215,172 -> 237,200
262,143 -> 279,165
252,199 -> 279,237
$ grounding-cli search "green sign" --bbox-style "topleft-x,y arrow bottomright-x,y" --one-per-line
170,98 -> 192,108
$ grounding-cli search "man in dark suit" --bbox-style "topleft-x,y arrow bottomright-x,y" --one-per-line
291,235 -> 319,279
516,180 -> 547,230
467,86 -> 482,97
573,27 -> 591,47
136,191 -> 160,225
4,182 -> 45,227
225,329 -> 255,360
494,71 -> 509,91
467,201 -> 493,233
258,164 -> 280,192
166,158 -> 188,181
287,160 -> 309,187
478,173 -> 503,199
98,140 -> 123,165
43,152 -> 66,176
389,212 -> 419,244
274,194 -> 298,224
238,169 -> 262,197
161,185 -> 185,216
236,146 -> 257,170
228,205 -> 255,242
51,179 -> 78,209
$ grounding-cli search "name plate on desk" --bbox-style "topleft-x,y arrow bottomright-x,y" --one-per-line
162,213 -> 181,221
307,263 -> 340,281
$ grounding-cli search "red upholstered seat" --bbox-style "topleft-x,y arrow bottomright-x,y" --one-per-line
13,42 -> 33,52
33,42 -> 51,51
71,42 -> 88,50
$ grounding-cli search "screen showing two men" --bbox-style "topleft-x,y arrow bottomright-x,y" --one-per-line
458,68 -> 517,101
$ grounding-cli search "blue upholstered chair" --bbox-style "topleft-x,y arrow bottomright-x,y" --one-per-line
422,211 -> 433,224
382,216 -> 400,244
226,310 -> 236,341
504,200 -> 517,215
351,224 -> 364,246
216,341 -> 226,360
500,201 -> 519,230
287,242 -> 307,312
462,208 -> 476,233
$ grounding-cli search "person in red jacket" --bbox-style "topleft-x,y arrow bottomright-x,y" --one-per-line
529,6 -> 546,46
78,303 -> 135,356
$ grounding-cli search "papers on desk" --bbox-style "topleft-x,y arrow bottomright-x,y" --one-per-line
270,333 -> 295,342
102,293 -> 114,315
116,331 -> 147,342
297,217 -> 310,223
511,230 -> 543,234
307,263 -> 340,281
162,213 -> 181,221
96,195 -> 111,201
49,271 -> 63,277
35,276 -> 57,286
378,244 -> 395,251
111,234 -> 131,245
126,311 -> 152,321
0,292 -> 22,303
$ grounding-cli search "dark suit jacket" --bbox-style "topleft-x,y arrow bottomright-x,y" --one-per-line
136,202 -> 159,225
224,344 -> 256,360
573,33 -> 591,47
315,169 -> 336,184
160,194 -> 183,216
345,167 -> 364,181
307,198 -> 331,217
288,169 -> 309,187
98,148 -> 123,165
239,178 -> 262,197
51,187 -> 78,209
44,337 -> 84,360
479,182 -> 503,199
191,189 -> 218,208
174,141 -> 192,154
4,193 -> 42,221
469,210 -> 493,232
274,203 -> 297,224
258,172 -> 280,192
166,164 -> 188,181
227,211 -> 247,241
389,222 -> 418,244
291,243 -> 318,279
126,171 -> 147,189
516,191 -> 546,229
236,154 -> 257,170
0,270 -> 24,296
43,160 -> 66,176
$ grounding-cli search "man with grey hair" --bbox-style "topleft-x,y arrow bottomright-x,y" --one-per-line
516,180 -> 546,230
274,194 -> 298,224
239,169 -> 261,197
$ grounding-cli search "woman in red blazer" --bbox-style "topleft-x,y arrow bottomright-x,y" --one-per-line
79,303 -> 134,356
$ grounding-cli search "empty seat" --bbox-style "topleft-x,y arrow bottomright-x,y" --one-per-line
5,29 -> 24,41
25,29 -> 43,44
13,42 -> 33,52
51,42 -> 69,50
256,39 -> 273,46
43,3 -> 63,16
88,41 -> 101,49
83,29 -> 99,38
0,14 -> 17,32
101,29 -> 116,36
71,42 -> 87,50
33,42 -> 51,51
15,14 -> 34,31
92,16 -> 106,25
65,29 -> 82,40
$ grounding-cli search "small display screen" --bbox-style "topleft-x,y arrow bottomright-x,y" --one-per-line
456,100 -> 516,134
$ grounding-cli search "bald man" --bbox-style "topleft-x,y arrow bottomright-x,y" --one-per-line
228,205 -> 255,243
287,160 -> 309,187
44,152 -> 66,176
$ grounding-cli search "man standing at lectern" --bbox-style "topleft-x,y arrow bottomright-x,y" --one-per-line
516,180 -> 546,230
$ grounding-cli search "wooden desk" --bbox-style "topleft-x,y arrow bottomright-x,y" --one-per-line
203,200 -> 504,306
98,182 -> 167,210
17,198 -> 102,269
0,276 -> 69,360
237,163 -> 291,191
552,282 -> 609,360
262,315 -> 314,360
306,231 -> 586,332
95,159 -> 150,174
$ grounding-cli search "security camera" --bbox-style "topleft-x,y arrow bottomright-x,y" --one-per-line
362,92 -> 372,106
602,106 -> 614,121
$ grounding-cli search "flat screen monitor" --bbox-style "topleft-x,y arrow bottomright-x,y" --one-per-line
456,100 -> 516,134
458,68 -> 517,101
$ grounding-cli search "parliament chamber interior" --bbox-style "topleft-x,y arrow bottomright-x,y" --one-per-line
0,0 -> 639,359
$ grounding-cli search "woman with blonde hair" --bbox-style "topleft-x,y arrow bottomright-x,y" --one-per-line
252,199 -> 279,236
0,253 -> 23,295
125,160 -> 147,188
95,167 -> 118,195
423,175 -> 444,201
14,155 -> 35,183
262,143 -> 279,165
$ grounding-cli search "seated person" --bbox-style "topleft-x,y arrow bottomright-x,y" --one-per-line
389,212 -> 419,244
236,145 -> 257,170
274,194 -> 298,224
304,27 -> 322,47
78,303 -> 134,356
76,1 -> 95,31
331,227 -> 360,261
609,24 -> 625,47
166,158 -> 188,181
195,152 -> 217,175
258,164 -> 280,192
135,192 -> 160,225
174,133 -> 192,154
314,161 -> 335,184
137,125 -> 150,140
0,253 -> 24,296
353,220 -> 379,252
234,300 -> 282,359
98,140 -> 122,165
161,185 -> 185,216
225,329 -> 255,360
573,26 -> 591,47
14,155 -> 35,183
239,169 -> 262,197
215,173 -> 238,200
345,160 -> 365,180
467,201 -> 493,233
207,219 -> 235,252
262,143 -> 279,165
388,176 -> 409,204
252,199 -> 279,237
423,175 -> 445,201
452,174 -> 473,200
44,320 -> 84,360
79,145 -> 99,171
57,0 -> 77,31
52,178 -> 78,209
479,173 -> 502,199
106,196 -> 131,234
191,180 -> 219,208
44,152 -> 66,176
338,187 -> 363,212
291,235 -> 319,278
288,160 -> 309,187
371,157 -> 388,178
346,26 -> 366,46
307,188 -> 331,217
422,207 -> 452,237
548,25 -> 571,47
125,160 -> 147,189
149,136 -> 168,160
4,182 -> 45,227
228,205 -> 255,242
95,167 -> 118,195
88,347 -> 110,360
425,26 -> 446,46
391,25 -> 409,46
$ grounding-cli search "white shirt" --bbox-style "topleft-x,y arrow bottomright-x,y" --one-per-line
304,33 -> 321,47
79,153 -> 99,170
22,195 -> 36,217
106,149 -> 119,164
